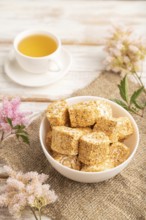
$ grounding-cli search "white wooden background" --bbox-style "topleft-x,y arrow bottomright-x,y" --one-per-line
0,0 -> 146,100
0,0 -> 146,219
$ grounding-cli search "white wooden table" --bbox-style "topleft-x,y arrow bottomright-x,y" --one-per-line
0,1 -> 146,219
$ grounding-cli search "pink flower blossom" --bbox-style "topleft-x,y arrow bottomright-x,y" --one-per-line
0,166 -> 58,220
0,194 -> 8,207
0,97 -> 30,132
27,195 -> 35,206
7,178 -> 25,191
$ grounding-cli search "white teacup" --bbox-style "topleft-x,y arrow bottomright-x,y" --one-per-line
14,29 -> 62,74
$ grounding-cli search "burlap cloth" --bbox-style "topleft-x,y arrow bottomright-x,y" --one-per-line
0,73 -> 146,220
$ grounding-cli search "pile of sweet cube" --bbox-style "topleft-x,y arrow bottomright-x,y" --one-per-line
45,100 -> 133,172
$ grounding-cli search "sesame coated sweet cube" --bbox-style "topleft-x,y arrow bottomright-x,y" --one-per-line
94,100 -> 113,118
78,132 -> 110,165
45,129 -> 52,152
93,117 -> 118,142
114,117 -> 134,140
109,142 -> 130,166
81,159 -> 114,172
46,100 -> 69,127
68,101 -> 97,128
76,127 -> 92,134
51,126 -> 90,155
51,151 -> 81,170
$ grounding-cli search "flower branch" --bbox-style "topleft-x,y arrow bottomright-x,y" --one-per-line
0,166 -> 58,220
104,24 -> 146,117
0,97 -> 31,144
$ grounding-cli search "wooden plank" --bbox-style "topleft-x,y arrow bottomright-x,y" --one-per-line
0,96 -> 53,102
0,1 -> 146,101
0,43 -> 145,101
0,1 -> 146,46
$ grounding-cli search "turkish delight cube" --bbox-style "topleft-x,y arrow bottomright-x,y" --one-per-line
46,100 -> 69,126
45,129 -> 52,152
93,117 -> 118,142
51,151 -> 81,170
51,126 -> 88,155
81,159 -> 114,172
94,100 -> 113,118
78,132 -> 110,165
109,142 -> 130,166
68,101 -> 97,127
114,117 -> 134,140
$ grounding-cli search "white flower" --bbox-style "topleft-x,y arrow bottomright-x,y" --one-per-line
123,56 -> 130,63
104,24 -> 146,75
9,203 -> 22,219
24,171 -> 39,182
112,67 -> 121,73
34,183 -> 43,197
0,194 -> 8,207
129,45 -> 139,53
110,48 -> 121,57
16,193 -> 27,206
27,195 -> 35,206
127,65 -> 132,71
38,173 -> 49,183
116,43 -> 123,50
7,178 -> 25,191
0,166 -> 57,219
133,62 -> 141,72
106,56 -> 113,63
26,184 -> 35,194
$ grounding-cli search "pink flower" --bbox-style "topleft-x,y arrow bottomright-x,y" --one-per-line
0,194 -> 8,207
42,184 -> 58,204
0,123 -> 11,132
9,203 -> 23,219
0,97 -> 31,132
38,173 -> 49,183
7,178 -> 25,191
0,166 -> 58,219
27,195 -> 35,206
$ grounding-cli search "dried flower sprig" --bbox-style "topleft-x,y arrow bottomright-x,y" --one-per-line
0,97 -> 31,144
0,166 -> 58,220
104,24 -> 146,116
104,24 -> 146,76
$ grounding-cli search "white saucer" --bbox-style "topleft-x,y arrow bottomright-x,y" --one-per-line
4,48 -> 72,87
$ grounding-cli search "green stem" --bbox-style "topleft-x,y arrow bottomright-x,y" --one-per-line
128,103 -> 144,117
29,207 -> 39,220
2,131 -> 14,140
141,108 -> 145,117
134,72 -> 146,94
132,110 -> 143,117
0,131 -> 4,142
39,208 -> 42,220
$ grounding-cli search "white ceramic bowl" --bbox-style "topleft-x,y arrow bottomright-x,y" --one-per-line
39,96 -> 139,183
